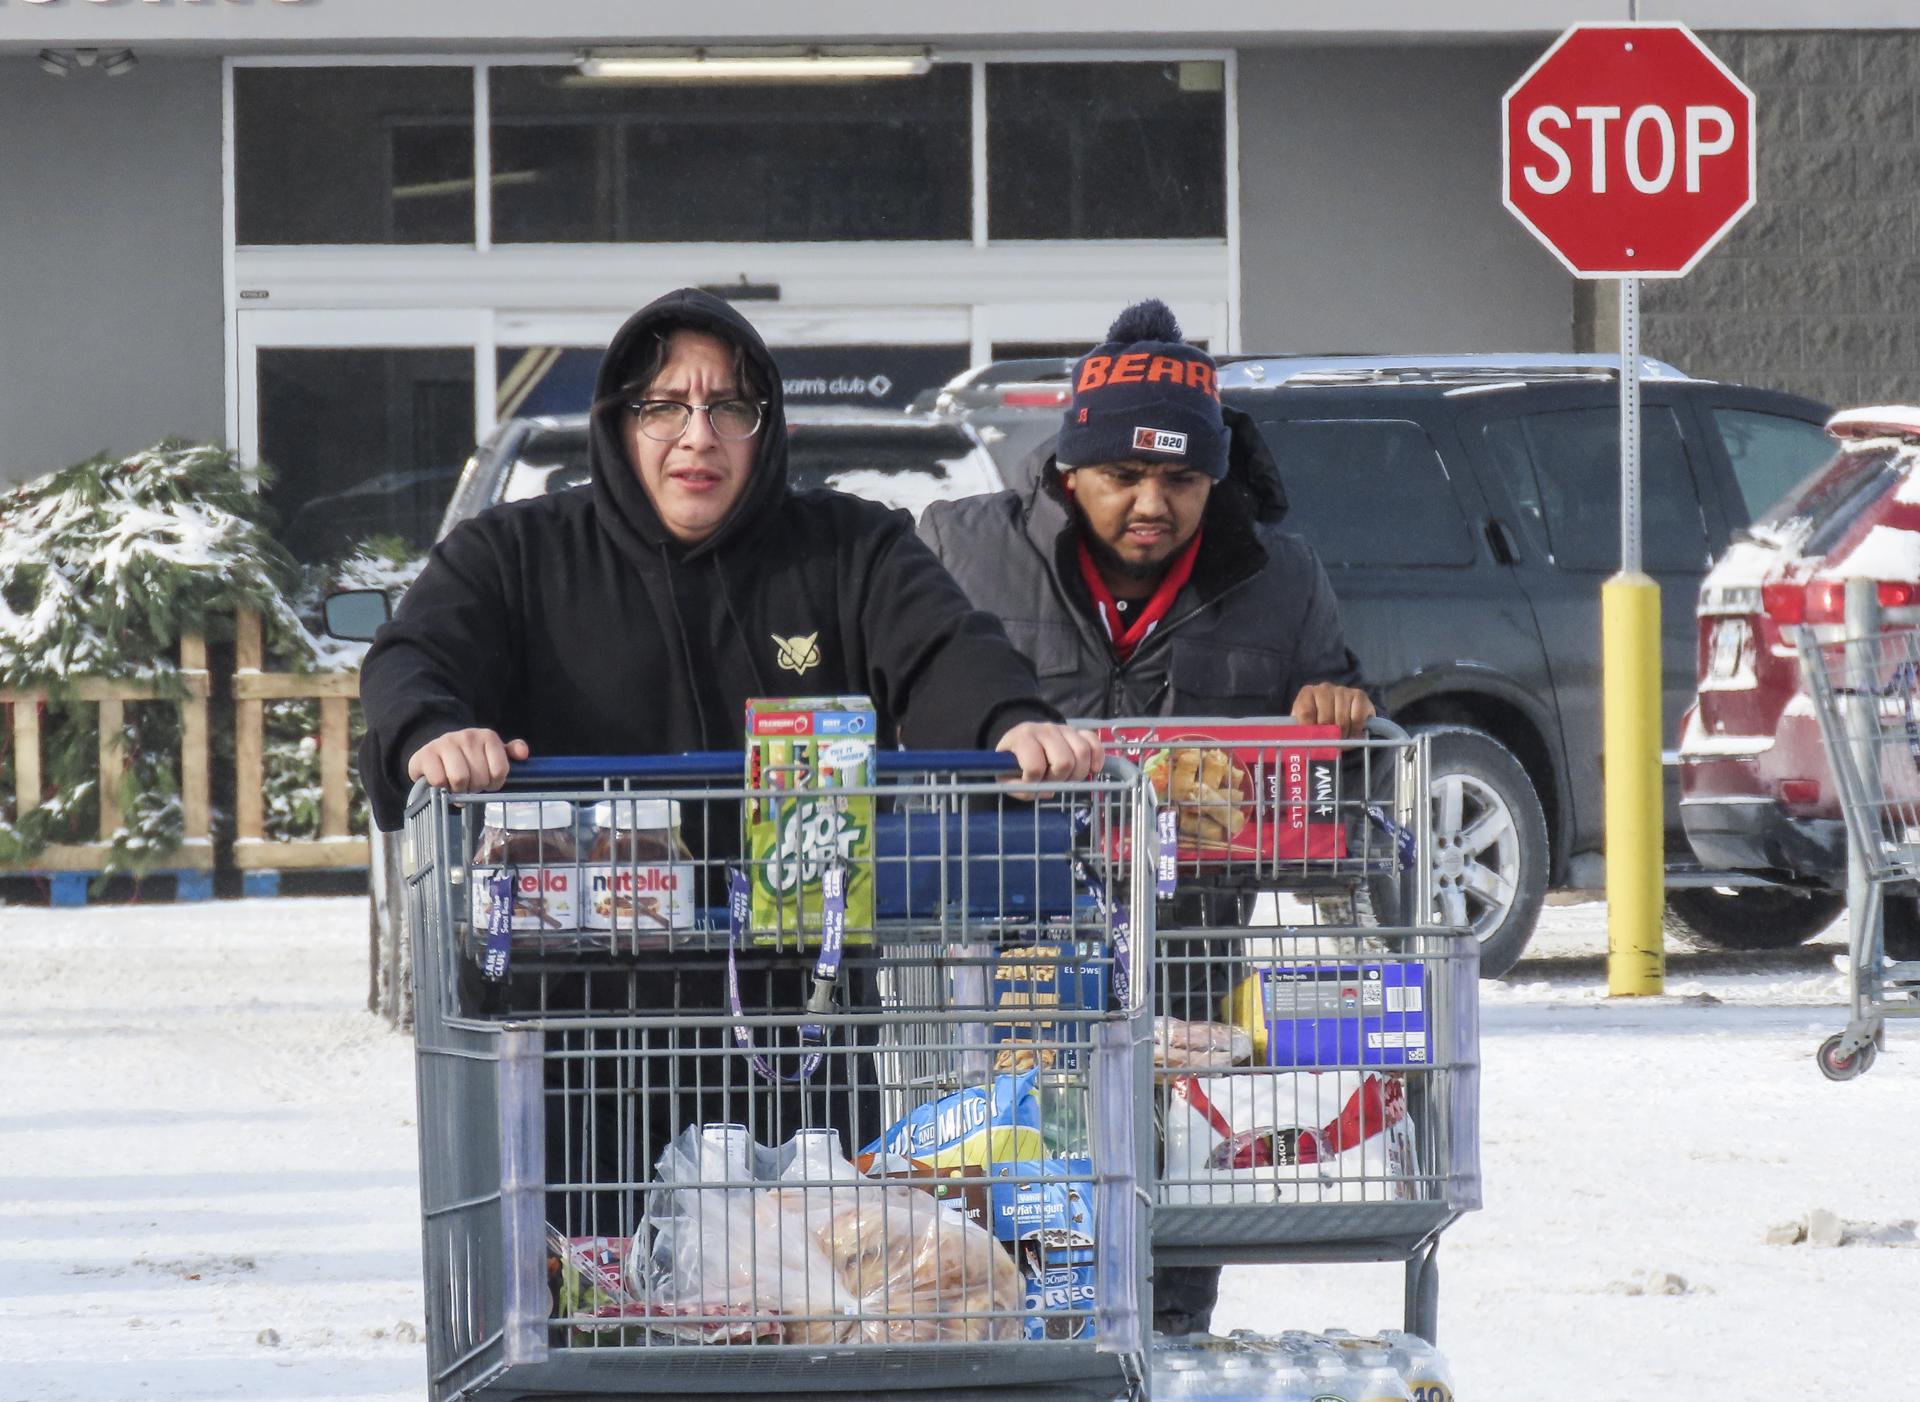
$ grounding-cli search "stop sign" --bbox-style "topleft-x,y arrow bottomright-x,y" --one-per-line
1502,23 -> 1754,277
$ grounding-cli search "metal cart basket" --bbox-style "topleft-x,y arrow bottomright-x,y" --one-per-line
1796,579 -> 1920,1080
1083,717 -> 1481,1344
404,750 -> 1155,1400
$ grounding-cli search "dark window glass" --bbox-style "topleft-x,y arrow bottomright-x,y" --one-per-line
1479,406 -> 1708,572
235,68 -> 474,245
987,62 -> 1226,240
489,66 -> 970,243
1711,408 -> 1836,518
992,341 -> 1098,362
1756,445 -> 1900,556
1255,419 -> 1474,567
257,348 -> 475,562
500,426 -> 593,504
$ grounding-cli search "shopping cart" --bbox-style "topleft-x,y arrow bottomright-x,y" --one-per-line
1795,578 -> 1920,1080
1080,717 -> 1480,1345
402,750 -> 1156,1400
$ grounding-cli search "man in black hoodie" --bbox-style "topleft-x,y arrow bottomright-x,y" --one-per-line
358,286 -> 1098,830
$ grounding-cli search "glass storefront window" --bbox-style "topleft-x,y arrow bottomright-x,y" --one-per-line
235,68 -> 475,245
986,61 -> 1227,240
488,65 -> 971,243
256,348 -> 475,562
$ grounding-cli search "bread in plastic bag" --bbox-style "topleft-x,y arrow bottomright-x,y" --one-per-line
640,1123 -> 856,1343
819,1186 -> 1023,1343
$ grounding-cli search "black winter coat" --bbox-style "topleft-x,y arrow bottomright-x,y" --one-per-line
917,407 -> 1366,721
357,289 -> 1054,830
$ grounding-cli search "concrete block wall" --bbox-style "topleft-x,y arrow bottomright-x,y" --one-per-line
1641,31 -> 1920,410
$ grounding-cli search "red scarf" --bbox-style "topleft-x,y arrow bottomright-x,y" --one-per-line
1075,531 -> 1203,664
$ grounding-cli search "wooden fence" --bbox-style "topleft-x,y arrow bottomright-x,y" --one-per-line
1,612 -> 365,901
231,609 -> 367,889
1,635 -> 214,901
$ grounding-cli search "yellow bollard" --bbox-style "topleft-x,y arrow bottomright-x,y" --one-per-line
1604,573 -> 1665,995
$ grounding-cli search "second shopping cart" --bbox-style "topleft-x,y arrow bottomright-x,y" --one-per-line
1082,716 -> 1482,1344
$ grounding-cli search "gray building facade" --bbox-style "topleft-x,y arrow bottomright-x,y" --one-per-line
0,4 -> 1904,523
1640,30 -> 1920,408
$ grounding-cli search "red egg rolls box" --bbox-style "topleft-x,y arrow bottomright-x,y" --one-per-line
1096,722 -> 1347,862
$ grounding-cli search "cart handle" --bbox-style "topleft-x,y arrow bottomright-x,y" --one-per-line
508,750 -> 1025,782
1069,714 -> 1411,743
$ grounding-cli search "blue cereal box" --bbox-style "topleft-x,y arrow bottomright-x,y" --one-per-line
988,939 -> 1108,1075
1225,962 -> 1431,1068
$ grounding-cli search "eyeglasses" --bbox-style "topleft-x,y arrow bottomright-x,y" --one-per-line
627,398 -> 766,442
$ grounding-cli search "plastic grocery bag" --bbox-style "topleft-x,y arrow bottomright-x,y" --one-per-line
1162,1072 -> 1418,1206
817,1182 -> 1024,1343
640,1123 -> 857,1344
1318,1073 -> 1421,1202
1162,1072 -> 1330,1206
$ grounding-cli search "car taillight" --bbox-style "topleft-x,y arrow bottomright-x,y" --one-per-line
1779,778 -> 1821,807
999,387 -> 1069,407
1795,579 -> 1920,623
1807,581 -> 1848,621
1761,583 -> 1805,624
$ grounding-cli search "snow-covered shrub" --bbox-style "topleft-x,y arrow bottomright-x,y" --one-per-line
255,537 -> 420,842
0,442 -> 310,871
0,441 -> 311,689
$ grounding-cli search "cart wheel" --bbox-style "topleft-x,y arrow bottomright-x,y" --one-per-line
1817,1033 -> 1875,1081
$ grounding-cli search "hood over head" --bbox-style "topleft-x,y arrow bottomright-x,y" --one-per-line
588,287 -> 790,562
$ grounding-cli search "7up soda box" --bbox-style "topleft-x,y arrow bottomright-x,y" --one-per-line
745,696 -> 876,944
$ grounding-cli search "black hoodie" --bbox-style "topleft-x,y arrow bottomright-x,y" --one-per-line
357,288 -> 1055,830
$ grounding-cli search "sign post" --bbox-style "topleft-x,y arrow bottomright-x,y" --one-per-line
1502,23 -> 1755,995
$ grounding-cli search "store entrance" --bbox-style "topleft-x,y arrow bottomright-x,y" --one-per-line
238,305 -> 975,566
494,306 -> 973,420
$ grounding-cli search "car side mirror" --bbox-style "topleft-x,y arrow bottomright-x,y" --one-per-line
322,589 -> 392,642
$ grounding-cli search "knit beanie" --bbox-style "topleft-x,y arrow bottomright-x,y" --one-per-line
1054,299 -> 1228,480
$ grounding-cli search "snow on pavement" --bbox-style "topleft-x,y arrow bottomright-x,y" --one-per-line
1217,907 -> 1909,1397
1,899 -> 423,1401
1,896 -> 1910,1400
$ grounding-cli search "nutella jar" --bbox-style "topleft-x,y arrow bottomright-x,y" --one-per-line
583,798 -> 694,937
470,800 -> 580,933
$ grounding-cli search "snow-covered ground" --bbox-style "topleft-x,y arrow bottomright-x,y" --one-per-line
2,896 -> 1909,1400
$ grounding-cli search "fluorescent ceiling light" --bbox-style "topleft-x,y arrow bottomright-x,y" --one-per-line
575,48 -> 931,82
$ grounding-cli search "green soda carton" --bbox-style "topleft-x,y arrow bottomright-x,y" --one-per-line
745,696 -> 876,943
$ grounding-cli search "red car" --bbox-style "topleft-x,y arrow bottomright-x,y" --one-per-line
1677,407 -> 1920,955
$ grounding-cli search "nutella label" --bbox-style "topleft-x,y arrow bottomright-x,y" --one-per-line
582,862 -> 696,932
470,864 -> 579,932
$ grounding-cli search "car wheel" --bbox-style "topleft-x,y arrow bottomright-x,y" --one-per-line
1663,886 -> 1843,950
1409,727 -> 1549,979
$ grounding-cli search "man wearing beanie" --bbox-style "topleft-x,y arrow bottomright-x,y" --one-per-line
920,297 -> 1370,731
919,298 -> 1373,1335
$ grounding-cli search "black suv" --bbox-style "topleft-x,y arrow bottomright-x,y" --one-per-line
936,353 -> 1831,975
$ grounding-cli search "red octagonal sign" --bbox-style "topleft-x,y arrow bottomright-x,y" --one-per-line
1503,23 -> 1755,278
